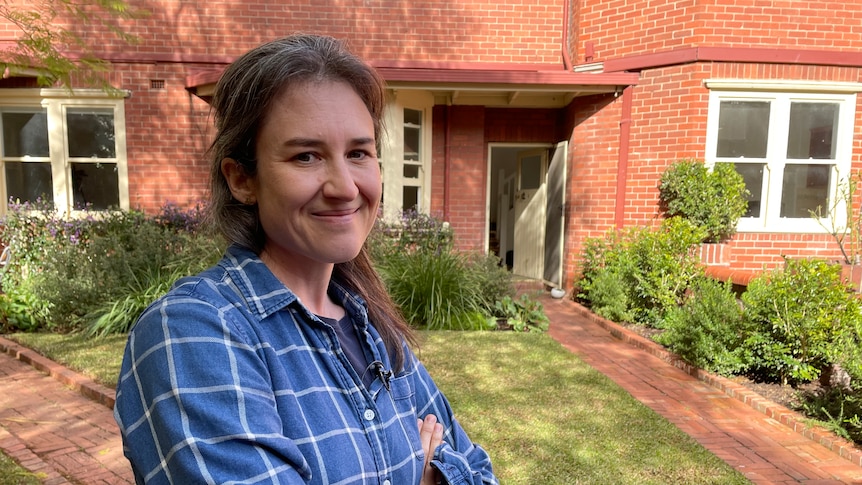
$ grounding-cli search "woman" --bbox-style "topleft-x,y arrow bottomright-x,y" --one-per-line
114,34 -> 498,485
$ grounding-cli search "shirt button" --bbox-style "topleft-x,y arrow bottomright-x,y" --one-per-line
363,409 -> 376,421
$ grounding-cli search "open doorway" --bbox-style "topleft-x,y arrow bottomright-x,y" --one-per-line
487,142 -> 568,288
487,144 -> 549,273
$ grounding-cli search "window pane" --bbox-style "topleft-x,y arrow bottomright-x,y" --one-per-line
402,185 -> 419,211
72,162 -> 119,210
786,102 -> 839,160
66,108 -> 116,158
2,111 -> 49,157
520,155 -> 543,190
717,101 -> 770,158
5,161 -> 53,205
729,162 -> 765,217
404,109 -> 422,126
780,164 -> 830,218
404,127 -> 420,162
403,164 -> 420,178
403,108 -> 421,162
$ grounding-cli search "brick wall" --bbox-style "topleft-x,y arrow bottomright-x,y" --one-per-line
0,0 -> 572,215
113,63 -> 213,213
561,92 -> 623,287
577,0 -> 862,63
431,105 -> 486,251
8,0 -> 567,65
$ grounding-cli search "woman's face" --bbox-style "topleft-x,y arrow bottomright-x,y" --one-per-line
225,80 -> 381,268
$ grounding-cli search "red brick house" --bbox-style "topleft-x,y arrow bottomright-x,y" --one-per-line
1,0 -> 860,291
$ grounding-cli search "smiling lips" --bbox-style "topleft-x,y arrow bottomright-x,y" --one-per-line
314,207 -> 361,219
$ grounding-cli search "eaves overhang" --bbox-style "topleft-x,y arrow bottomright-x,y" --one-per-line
187,62 -> 639,108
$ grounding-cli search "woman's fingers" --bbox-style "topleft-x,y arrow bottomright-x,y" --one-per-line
418,415 -> 444,485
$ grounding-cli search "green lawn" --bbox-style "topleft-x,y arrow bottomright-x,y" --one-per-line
0,452 -> 43,485
5,331 -> 750,484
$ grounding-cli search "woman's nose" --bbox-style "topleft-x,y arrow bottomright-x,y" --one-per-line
322,158 -> 360,200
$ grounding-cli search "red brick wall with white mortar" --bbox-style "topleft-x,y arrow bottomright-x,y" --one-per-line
0,0 -> 572,213
576,0 -> 862,63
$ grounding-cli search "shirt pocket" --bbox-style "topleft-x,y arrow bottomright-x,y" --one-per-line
387,373 -> 424,460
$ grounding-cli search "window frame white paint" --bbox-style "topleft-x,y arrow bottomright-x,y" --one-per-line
704,79 -> 862,234
0,88 -> 130,216
380,89 -> 433,221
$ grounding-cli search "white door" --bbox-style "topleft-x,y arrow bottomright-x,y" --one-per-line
497,171 -> 516,265
513,149 -> 548,279
543,141 -> 568,288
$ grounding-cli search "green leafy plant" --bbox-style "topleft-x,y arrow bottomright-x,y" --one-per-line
371,210 -> 513,331
658,159 -> 749,243
741,257 -> 862,385
492,294 -> 550,333
576,217 -> 706,327
378,249 -> 489,330
799,387 -> 862,444
655,276 -> 750,375
0,201 -> 220,333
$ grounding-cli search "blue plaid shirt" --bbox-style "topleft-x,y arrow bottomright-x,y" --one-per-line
114,245 -> 497,485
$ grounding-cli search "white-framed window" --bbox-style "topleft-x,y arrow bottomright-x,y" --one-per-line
380,90 -> 433,220
705,80 -> 861,233
0,88 -> 129,216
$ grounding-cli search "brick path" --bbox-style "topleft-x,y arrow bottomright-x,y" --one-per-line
0,339 -> 133,484
2,295 -> 862,484
541,294 -> 862,484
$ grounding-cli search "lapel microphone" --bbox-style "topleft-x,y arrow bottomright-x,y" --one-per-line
370,360 -> 392,391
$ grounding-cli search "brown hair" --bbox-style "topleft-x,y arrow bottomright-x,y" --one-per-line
206,34 -> 415,370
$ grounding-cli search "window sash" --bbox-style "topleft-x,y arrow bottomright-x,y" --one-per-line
0,91 -> 128,215
706,89 -> 856,233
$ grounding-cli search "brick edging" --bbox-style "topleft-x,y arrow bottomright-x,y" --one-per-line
564,300 -> 862,468
0,336 -> 116,409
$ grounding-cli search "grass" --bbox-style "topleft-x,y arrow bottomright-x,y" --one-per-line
8,332 -> 127,388
4,331 -> 749,484
0,452 -> 43,485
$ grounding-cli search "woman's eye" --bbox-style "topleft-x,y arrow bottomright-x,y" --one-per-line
293,152 -> 318,163
348,150 -> 370,160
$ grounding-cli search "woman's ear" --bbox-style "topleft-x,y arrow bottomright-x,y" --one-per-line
221,158 -> 257,205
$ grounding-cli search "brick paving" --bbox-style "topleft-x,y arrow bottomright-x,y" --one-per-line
541,294 -> 862,484
1,295 -> 862,484
0,338 -> 133,484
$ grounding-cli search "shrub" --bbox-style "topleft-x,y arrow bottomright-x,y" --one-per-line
368,208 -> 453,262
379,249 -> 489,330
741,258 -> 862,385
471,252 -> 515,307
577,217 -> 706,327
580,268 -> 633,323
0,201 -> 222,333
658,159 -> 749,243
655,276 -> 750,375
370,210 -> 517,331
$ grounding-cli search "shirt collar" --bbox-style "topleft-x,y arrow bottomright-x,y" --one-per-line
219,244 -> 369,323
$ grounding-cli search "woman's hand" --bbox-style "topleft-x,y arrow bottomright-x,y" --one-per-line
418,414 -> 444,485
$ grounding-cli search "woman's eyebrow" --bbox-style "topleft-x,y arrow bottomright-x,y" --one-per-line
281,136 -> 375,147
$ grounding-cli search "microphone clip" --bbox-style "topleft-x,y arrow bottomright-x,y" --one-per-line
371,360 -> 392,391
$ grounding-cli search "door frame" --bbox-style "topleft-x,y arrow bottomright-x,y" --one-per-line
485,142 -> 553,260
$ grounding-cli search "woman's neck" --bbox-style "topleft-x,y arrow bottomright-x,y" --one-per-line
259,246 -> 343,319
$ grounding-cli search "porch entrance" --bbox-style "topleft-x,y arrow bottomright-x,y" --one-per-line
488,142 -> 567,289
